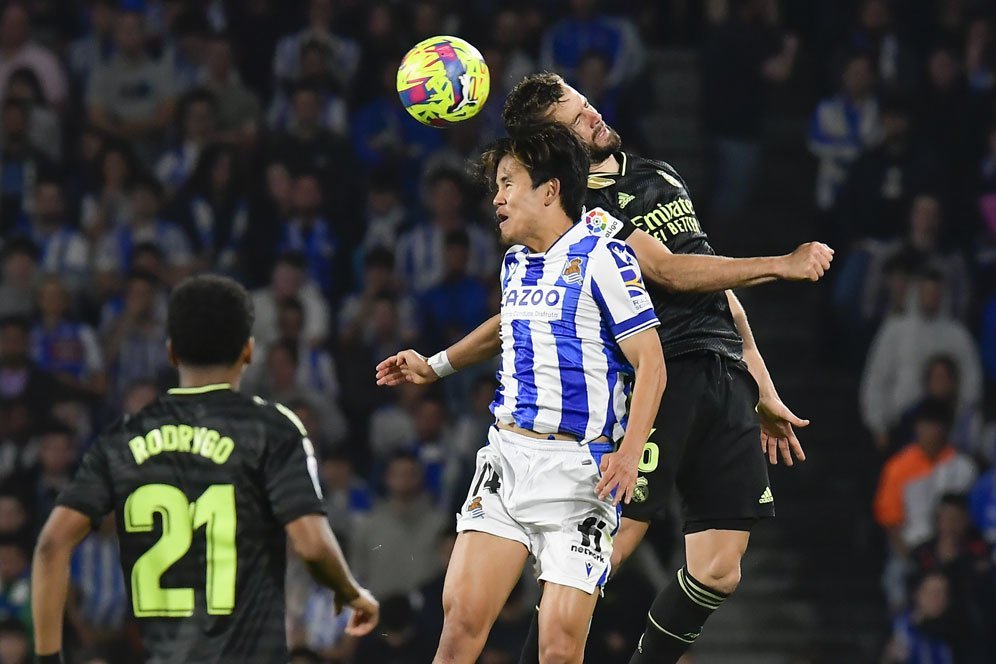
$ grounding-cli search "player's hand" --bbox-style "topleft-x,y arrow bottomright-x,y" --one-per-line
778,242 -> 834,282
375,349 -> 438,386
340,587 -> 379,637
757,396 -> 808,466
595,450 -> 640,505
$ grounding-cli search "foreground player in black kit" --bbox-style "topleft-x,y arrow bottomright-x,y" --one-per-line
377,73 -> 826,664
31,275 -> 378,663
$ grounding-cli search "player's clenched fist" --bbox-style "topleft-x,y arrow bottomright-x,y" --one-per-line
595,450 -> 641,505
778,242 -> 834,282
375,349 -> 439,386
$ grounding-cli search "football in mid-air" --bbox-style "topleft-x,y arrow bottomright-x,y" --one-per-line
397,35 -> 490,127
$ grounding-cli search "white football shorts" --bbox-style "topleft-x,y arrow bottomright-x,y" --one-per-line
455,425 -> 621,594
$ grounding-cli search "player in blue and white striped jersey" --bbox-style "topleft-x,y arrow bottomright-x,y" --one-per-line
383,125 -> 666,664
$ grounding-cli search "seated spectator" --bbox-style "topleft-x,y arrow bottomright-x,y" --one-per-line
981,292 -> 996,383
807,51 -> 881,214
95,176 -> 193,287
0,3 -> 67,107
0,316 -> 62,422
272,0 -> 360,92
0,493 -> 28,540
197,33 -> 260,147
250,252 -> 330,350
0,617 -> 29,664
318,445 -> 372,544
173,144 -> 249,274
861,195 -> 972,321
412,528 -> 456,640
161,10 -> 211,95
358,168 -> 411,253
0,540 -> 29,602
121,379 -> 157,416
0,98 -> 55,229
339,248 -> 417,349
348,452 -> 447,597
31,277 -> 106,400
0,401 -> 33,482
277,173 -> 338,298
67,0 -> 117,88
13,180 -> 88,289
874,400 -> 977,591
840,0 -> 918,93
0,239 -> 38,318
267,40 -> 347,137
26,423 -> 79,530
80,143 -> 137,237
99,271 -> 171,400
86,11 -> 176,162
539,0 -> 644,88
351,595 -> 434,663
418,229 -> 489,351
882,573 -> 959,663
839,98 -> 938,241
396,169 -> 497,293
490,9 -> 537,94
861,271 -> 982,448
154,89 -> 218,195
286,582 -> 356,663
66,516 -> 128,654
407,395 -> 462,506
4,67 -> 59,161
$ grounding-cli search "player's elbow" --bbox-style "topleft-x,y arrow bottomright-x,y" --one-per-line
635,348 -> 666,396
286,515 -> 335,562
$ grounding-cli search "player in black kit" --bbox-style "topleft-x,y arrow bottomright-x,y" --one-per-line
31,275 -> 378,664
376,72 -> 830,664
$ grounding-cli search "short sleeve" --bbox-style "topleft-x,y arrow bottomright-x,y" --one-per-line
263,403 -> 326,525
589,240 -> 659,342
581,207 -> 634,240
57,439 -> 114,527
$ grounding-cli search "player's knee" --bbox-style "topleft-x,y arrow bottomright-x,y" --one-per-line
538,629 -> 583,664
692,553 -> 742,595
440,597 -> 490,644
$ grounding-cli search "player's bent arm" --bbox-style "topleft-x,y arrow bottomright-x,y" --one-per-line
285,514 -> 363,601
445,313 -> 501,370
617,329 -> 667,457
625,229 -> 833,292
32,507 -> 93,657
376,314 -> 500,385
726,290 -> 777,400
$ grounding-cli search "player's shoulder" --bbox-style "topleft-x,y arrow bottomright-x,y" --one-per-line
249,395 -> 310,440
579,207 -> 627,241
619,153 -> 690,192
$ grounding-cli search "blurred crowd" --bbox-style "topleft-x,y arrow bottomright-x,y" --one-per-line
0,0 -> 666,663
790,0 -> 996,661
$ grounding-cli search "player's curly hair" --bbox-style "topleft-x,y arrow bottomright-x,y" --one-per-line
478,123 -> 590,222
168,275 -> 254,367
502,72 -> 566,136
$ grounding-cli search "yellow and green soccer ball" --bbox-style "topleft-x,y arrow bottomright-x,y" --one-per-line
397,35 -> 490,127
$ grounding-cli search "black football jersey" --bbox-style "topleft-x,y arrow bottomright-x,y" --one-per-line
587,152 -> 744,361
57,384 -> 326,664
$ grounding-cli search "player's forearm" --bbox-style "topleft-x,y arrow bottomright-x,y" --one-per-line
289,517 -> 361,601
31,539 -> 73,654
651,253 -> 782,292
727,291 -> 778,399
444,313 -> 501,370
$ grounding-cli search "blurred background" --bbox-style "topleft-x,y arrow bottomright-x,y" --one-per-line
0,0 -> 994,662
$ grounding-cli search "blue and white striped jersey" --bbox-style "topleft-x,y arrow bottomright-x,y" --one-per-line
491,208 -> 659,443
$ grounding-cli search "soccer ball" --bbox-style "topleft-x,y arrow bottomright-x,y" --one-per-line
397,35 -> 490,127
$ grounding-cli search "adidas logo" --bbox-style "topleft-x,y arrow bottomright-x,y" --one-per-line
759,487 -> 774,504
617,191 -> 635,208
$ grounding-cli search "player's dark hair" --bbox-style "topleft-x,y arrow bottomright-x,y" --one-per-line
479,123 -> 590,222
167,275 -> 254,367
502,72 -> 565,135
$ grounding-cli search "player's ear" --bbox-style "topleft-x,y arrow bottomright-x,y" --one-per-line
544,178 -> 560,207
242,337 -> 254,366
166,339 -> 178,368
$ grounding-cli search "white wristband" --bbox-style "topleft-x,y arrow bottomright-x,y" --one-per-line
427,350 -> 456,378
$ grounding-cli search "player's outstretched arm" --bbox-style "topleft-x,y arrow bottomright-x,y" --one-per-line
726,291 -> 808,466
595,328 -> 666,506
285,515 -> 380,636
625,228 -> 833,292
32,506 -> 93,660
375,313 -> 501,386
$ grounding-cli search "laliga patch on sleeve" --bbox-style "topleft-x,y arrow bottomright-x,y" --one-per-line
584,208 -> 624,238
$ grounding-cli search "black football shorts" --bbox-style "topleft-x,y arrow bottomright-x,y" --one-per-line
623,351 -> 775,531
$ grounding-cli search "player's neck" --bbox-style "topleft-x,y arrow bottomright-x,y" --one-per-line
590,153 -> 619,174
177,366 -> 242,391
522,213 -> 573,253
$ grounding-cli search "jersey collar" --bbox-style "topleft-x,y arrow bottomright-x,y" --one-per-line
587,153 -> 627,189
168,383 -> 232,395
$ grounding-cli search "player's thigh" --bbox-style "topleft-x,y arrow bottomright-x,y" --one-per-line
610,516 -> 650,570
537,581 -> 600,663
442,531 -> 529,628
